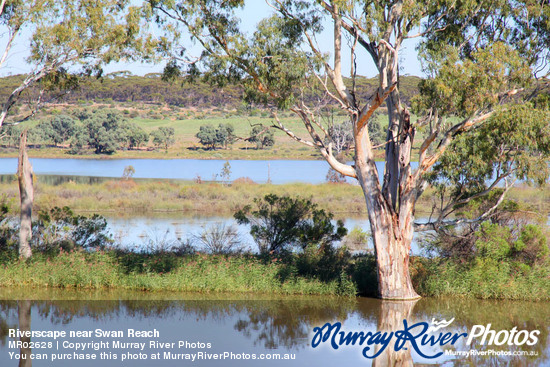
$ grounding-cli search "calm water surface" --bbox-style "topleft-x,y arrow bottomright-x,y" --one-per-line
0,158 -> 403,184
104,213 -> 425,255
0,290 -> 548,366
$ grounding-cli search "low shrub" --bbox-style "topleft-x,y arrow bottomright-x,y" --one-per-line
193,223 -> 244,255
415,203 -> 550,300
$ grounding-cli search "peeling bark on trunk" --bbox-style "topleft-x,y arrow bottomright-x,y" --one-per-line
355,112 -> 419,300
354,42 -> 419,300
370,219 -> 418,300
383,92 -> 400,210
17,130 -> 33,259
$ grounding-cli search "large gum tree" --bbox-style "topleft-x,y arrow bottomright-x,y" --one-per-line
146,0 -> 550,299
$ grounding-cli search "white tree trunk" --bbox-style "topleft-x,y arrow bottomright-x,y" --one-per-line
370,216 -> 418,300
355,109 -> 419,300
17,130 -> 33,259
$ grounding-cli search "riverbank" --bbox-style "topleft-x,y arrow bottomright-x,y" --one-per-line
0,250 -> 548,300
0,114 -> 385,161
1,179 -> 548,217
0,250 -> 356,297
0,144 -> 332,161
1,180 -> 369,215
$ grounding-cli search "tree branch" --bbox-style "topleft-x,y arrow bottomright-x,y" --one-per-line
317,0 -> 379,63
270,0 -> 354,107
414,111 -> 494,180
0,26 -> 20,70
415,178 -> 516,231
405,8 -> 451,39
356,83 -> 397,133
272,111 -> 356,178
0,66 -> 55,128
272,112 -> 317,148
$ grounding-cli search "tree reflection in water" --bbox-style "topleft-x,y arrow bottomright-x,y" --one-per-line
18,300 -> 32,367
372,300 -> 416,367
233,299 -> 355,349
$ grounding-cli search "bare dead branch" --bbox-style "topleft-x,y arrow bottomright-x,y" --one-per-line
0,0 -> 6,16
405,7 -> 451,39
0,66 -> 56,128
234,124 -> 270,142
272,112 -> 316,148
0,26 -> 20,70
272,111 -> 356,178
322,141 -> 357,179
415,178 -> 516,232
303,104 -> 330,139
310,73 -> 350,112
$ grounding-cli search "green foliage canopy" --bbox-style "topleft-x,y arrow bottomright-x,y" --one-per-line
151,126 -> 175,150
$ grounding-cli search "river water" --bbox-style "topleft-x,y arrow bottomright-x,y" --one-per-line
0,157 -> 426,253
0,158 -> 402,184
0,290 -> 548,366
104,213 -> 427,255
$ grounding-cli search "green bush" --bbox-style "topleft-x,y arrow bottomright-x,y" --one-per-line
416,199 -> 550,300
234,194 -> 347,254
475,222 -> 513,260
349,255 -> 378,297
294,243 -> 350,282
34,206 -> 112,252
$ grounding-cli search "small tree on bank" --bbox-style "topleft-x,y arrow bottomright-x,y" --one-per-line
248,125 -> 275,149
196,123 -> 235,149
85,110 -> 127,154
35,115 -> 79,147
151,127 -> 175,151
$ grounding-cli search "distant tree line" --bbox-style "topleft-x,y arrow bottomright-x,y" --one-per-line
0,74 -> 422,112
1,109 -> 174,155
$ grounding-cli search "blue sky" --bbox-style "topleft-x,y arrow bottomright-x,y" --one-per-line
0,1 -> 424,78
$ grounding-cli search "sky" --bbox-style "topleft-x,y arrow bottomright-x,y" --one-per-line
0,1 -> 424,78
